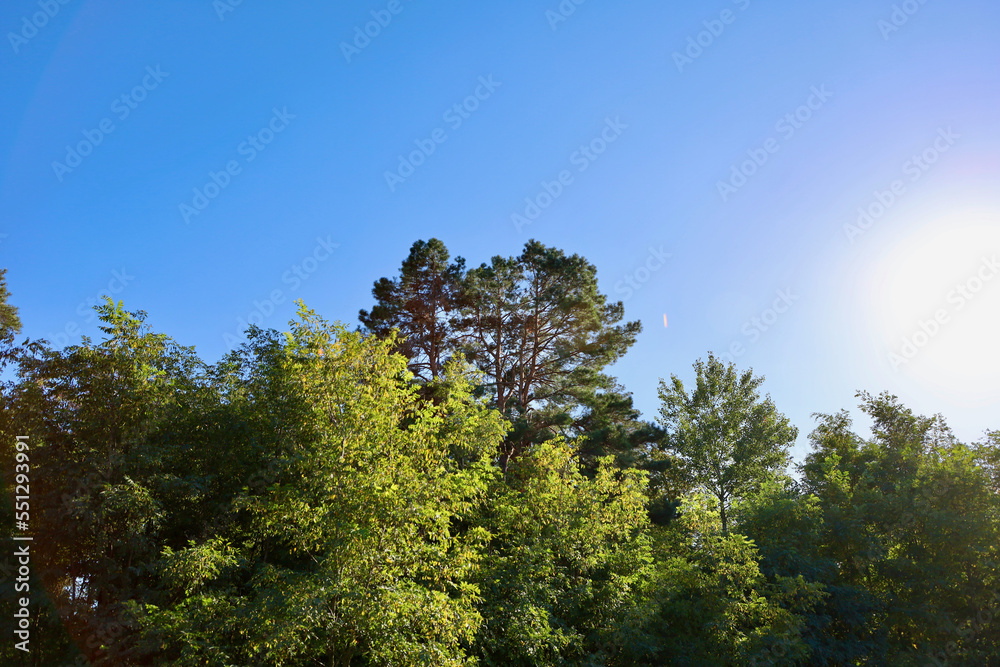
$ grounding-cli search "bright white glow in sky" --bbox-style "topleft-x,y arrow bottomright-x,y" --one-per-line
865,213 -> 1000,408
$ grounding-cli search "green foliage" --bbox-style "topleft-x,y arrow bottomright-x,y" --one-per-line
360,239 -> 648,471
135,304 -> 509,665
657,353 -> 797,533
0,297 -> 205,665
793,393 -> 1000,665
649,493 -> 815,666
359,238 -> 467,383
735,479 -> 881,665
473,440 -> 656,665
0,267 -> 21,350
0,260 -> 996,666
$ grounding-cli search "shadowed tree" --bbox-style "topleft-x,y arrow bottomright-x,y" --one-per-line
975,429 -> 1000,495
799,393 -> 1000,664
1,298 -> 205,665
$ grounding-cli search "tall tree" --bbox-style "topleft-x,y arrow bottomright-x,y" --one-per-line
358,239 -> 465,382
657,354 -> 796,533
459,240 -> 641,467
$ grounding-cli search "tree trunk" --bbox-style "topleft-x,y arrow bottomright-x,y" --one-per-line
719,493 -> 728,535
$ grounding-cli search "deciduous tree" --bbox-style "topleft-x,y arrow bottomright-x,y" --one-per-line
657,354 -> 796,533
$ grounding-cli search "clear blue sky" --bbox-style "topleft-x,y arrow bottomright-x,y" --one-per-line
3,0 -> 998,460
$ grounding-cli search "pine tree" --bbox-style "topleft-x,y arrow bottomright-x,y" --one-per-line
358,239 -> 465,383
458,240 -> 642,468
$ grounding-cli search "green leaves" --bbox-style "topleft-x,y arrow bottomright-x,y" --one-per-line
0,268 -> 21,350
160,538 -> 239,597
1,264 -> 997,666
658,353 -> 797,533
789,394 -> 1000,663
650,493 -> 812,666
473,440 -> 656,665
360,239 -> 647,469
133,303 -> 507,665
359,238 -> 466,383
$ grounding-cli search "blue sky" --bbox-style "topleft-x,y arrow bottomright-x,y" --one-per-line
2,0 -> 998,460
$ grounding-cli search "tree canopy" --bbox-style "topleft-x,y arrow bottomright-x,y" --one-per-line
1,248 -> 998,666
